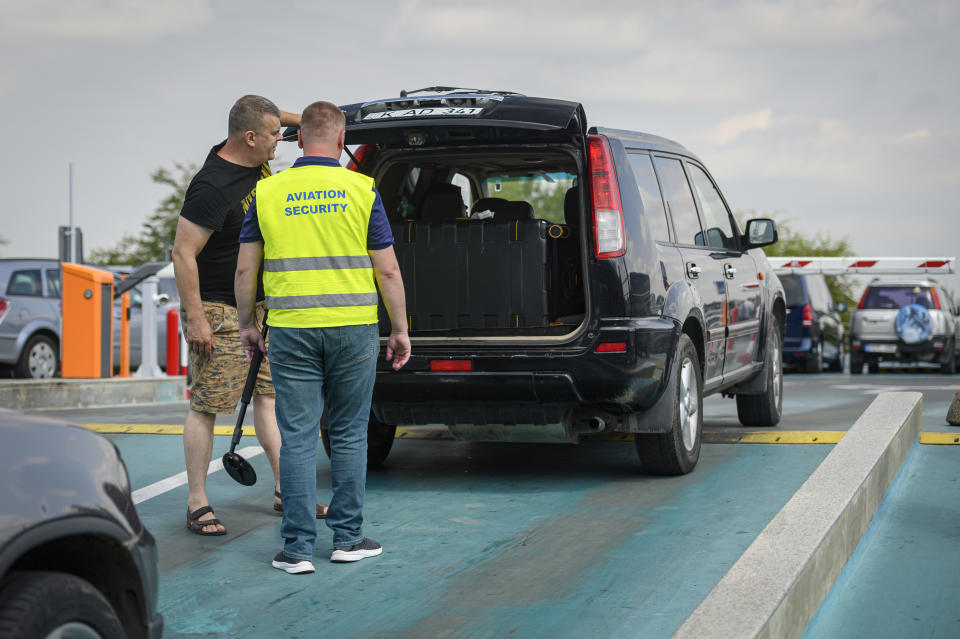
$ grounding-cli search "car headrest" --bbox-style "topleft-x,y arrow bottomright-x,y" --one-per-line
471,197 -> 508,218
564,186 -> 580,227
420,183 -> 465,222
497,200 -> 534,221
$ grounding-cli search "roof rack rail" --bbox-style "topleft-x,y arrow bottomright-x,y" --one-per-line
398,86 -> 524,97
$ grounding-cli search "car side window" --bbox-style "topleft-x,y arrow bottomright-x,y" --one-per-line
6,270 -> 42,296
653,157 -> 703,246
45,269 -> 61,298
687,163 -> 738,251
626,152 -> 671,242
811,276 -> 828,311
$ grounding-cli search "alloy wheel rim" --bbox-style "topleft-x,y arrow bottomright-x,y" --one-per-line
29,342 -> 56,378
679,357 -> 699,451
773,342 -> 782,407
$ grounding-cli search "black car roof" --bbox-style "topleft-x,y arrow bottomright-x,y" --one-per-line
593,127 -> 699,161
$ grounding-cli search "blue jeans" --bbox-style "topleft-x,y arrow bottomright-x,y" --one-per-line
268,323 -> 379,559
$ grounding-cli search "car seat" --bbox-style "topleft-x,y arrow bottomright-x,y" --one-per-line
564,186 -> 580,228
420,183 -> 466,222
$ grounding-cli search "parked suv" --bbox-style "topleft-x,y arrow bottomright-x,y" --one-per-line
0,258 -> 61,378
306,88 -> 785,474
779,273 -> 846,373
849,279 -> 960,374
0,409 -> 162,638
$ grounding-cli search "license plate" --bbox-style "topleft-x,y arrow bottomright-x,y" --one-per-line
864,343 -> 897,353
363,107 -> 483,121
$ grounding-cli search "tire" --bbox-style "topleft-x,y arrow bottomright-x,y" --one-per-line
0,571 -> 124,639
14,334 -> 58,379
321,412 -> 397,468
850,352 -> 863,375
805,340 -> 823,374
868,361 -> 880,374
827,340 -> 844,372
941,341 -> 957,375
736,327 -> 783,427
634,333 -> 702,475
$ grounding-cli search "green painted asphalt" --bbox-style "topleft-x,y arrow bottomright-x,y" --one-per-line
802,442 -> 960,639
106,434 -> 830,638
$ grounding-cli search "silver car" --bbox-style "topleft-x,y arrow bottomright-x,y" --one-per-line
0,259 -> 61,378
849,279 -> 960,374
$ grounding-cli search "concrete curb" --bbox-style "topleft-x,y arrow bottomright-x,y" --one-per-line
0,377 -> 187,410
672,391 -> 923,639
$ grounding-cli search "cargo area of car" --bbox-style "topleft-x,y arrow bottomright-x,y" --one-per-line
369,147 -> 588,339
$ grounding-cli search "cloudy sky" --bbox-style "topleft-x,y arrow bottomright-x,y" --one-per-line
1,0 -> 957,291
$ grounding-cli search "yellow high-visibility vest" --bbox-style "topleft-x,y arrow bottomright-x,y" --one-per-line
255,164 -> 378,328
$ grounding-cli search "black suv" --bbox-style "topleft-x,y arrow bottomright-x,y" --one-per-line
310,89 -> 785,474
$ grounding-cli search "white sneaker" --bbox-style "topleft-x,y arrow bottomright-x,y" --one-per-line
272,551 -> 315,574
331,538 -> 382,563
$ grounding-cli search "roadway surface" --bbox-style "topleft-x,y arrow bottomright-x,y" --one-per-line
28,370 -> 960,638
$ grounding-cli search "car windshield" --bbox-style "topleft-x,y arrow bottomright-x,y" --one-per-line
862,285 -> 934,309
779,274 -> 804,307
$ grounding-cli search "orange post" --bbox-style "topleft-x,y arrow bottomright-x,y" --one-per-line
61,263 -> 114,378
119,291 -> 131,377
166,308 -> 180,376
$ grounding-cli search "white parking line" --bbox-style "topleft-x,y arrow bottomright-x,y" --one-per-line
132,445 -> 264,504
831,384 -> 959,394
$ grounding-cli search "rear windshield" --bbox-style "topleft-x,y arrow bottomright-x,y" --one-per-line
374,150 -> 578,225
861,285 -> 934,309
779,274 -> 804,307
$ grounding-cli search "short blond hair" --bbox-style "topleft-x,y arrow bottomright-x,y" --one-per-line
301,101 -> 346,144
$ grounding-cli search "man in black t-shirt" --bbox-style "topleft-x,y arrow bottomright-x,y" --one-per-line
172,95 -> 328,535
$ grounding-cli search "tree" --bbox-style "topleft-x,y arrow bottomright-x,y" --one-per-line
737,210 -> 859,318
88,163 -> 197,265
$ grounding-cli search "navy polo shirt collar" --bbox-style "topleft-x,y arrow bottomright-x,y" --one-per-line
292,155 -> 341,168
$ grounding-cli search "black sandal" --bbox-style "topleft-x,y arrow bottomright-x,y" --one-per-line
273,490 -> 328,519
186,505 -> 226,536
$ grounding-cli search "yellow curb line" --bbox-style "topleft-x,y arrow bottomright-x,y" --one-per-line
83,424 -> 847,444
919,432 -> 960,445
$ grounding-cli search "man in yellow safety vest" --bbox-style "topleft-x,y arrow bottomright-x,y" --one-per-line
235,100 -> 410,574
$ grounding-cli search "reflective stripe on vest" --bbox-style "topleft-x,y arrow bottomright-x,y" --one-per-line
255,164 -> 378,328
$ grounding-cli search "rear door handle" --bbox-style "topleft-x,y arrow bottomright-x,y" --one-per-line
686,263 -> 702,279
724,263 -> 737,279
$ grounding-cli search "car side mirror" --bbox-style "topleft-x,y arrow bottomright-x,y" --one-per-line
744,218 -> 778,249
836,301 -> 848,313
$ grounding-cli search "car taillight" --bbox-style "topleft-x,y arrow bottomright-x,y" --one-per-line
857,287 -> 869,309
430,360 -> 472,372
594,342 -> 627,353
802,304 -> 813,327
929,287 -> 942,310
0,298 -> 8,319
346,144 -> 373,172
587,134 -> 625,259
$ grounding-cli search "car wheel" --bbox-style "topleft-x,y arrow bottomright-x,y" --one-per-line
634,333 -> 702,475
850,352 -> 863,375
0,571 -> 124,639
941,341 -> 957,375
827,340 -> 845,372
805,340 -> 823,374
736,327 -> 783,426
14,334 -> 58,379
321,411 -> 397,468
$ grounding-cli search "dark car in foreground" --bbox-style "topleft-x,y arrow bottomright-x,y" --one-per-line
850,279 -> 960,374
0,410 -> 162,638
308,87 -> 786,475
779,273 -> 846,373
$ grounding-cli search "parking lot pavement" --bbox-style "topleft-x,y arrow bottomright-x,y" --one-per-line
802,442 -> 960,639
106,432 -> 829,638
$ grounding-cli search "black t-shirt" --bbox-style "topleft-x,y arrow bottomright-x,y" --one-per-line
180,142 -> 268,306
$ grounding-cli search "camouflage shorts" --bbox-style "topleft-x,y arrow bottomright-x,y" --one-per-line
182,301 -> 274,414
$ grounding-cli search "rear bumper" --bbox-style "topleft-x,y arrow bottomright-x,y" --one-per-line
373,317 -> 679,426
850,336 -> 950,362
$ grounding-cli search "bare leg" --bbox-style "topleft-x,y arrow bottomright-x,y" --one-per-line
183,409 -> 224,534
253,394 -> 282,501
